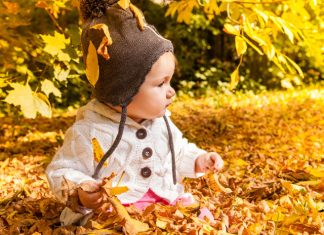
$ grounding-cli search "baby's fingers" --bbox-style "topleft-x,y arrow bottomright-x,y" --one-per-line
78,189 -> 104,209
210,154 -> 224,171
80,180 -> 100,193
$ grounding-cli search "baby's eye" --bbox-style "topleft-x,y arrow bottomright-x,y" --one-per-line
158,81 -> 164,87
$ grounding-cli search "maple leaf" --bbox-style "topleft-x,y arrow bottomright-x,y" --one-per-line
40,32 -> 70,56
54,64 -> 70,82
4,83 -> 51,118
41,79 -> 61,98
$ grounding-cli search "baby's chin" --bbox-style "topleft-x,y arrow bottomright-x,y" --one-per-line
146,109 -> 167,120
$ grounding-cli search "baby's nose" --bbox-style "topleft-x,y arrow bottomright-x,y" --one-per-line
167,87 -> 175,98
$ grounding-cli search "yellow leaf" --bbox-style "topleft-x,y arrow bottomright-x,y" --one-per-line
223,23 -> 240,36
247,223 -> 263,234
156,219 -> 168,229
165,2 -> 180,18
235,158 -> 249,166
54,64 -> 70,82
129,4 -> 145,31
109,186 -> 129,196
57,51 -> 71,62
204,0 -> 220,18
92,138 -> 107,167
5,83 -> 36,118
206,172 -> 232,194
281,180 -> 306,194
85,41 -> 100,87
101,177 -> 149,234
86,229 -> 118,234
242,35 -> 264,55
41,79 -> 61,97
33,93 -> 52,118
40,32 -> 70,56
16,65 -> 35,80
235,36 -> 247,56
284,55 -> 304,78
4,83 -> 52,118
282,214 -> 300,225
90,24 -> 113,60
307,167 -> 324,178
269,211 -> 285,222
0,39 -> 9,49
230,68 -> 240,90
253,8 -> 269,24
106,196 -> 149,235
263,44 -> 276,60
91,217 -> 120,230
277,18 -> 294,43
118,0 -> 130,10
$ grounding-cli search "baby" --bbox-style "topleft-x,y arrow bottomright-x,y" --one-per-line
46,0 -> 223,223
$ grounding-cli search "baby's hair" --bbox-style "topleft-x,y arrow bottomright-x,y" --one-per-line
80,0 -> 118,20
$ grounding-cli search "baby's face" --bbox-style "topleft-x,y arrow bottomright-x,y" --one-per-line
127,52 -> 176,123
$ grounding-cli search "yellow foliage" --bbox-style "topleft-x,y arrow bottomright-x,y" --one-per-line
166,0 -> 323,88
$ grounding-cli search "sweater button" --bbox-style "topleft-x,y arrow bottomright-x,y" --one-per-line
142,147 -> 153,159
136,128 -> 147,139
141,167 -> 151,178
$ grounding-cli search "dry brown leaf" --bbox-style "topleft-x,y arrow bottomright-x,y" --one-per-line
101,176 -> 149,235
206,172 -> 232,194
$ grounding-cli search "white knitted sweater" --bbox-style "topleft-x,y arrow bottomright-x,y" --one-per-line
46,99 -> 206,204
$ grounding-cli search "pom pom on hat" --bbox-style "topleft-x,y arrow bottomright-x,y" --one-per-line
80,0 -> 119,20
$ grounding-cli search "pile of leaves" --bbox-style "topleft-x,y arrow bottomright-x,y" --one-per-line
0,87 -> 323,234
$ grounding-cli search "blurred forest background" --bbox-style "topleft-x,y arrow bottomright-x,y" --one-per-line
0,0 -> 323,117
0,1 -> 324,233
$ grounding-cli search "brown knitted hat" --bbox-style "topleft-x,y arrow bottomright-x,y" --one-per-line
80,0 -> 174,106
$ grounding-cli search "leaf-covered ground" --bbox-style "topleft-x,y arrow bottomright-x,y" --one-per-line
0,87 -> 323,234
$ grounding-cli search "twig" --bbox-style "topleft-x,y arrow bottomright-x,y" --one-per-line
45,9 -> 65,35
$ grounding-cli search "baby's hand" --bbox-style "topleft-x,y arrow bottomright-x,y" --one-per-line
195,152 -> 224,173
78,180 -> 105,209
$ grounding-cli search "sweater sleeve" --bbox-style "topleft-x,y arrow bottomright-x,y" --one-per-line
166,116 -> 207,179
45,124 -> 97,203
